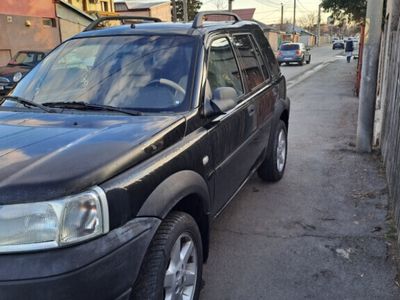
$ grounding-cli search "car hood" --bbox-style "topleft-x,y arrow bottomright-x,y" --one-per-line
0,65 -> 31,78
0,111 -> 186,204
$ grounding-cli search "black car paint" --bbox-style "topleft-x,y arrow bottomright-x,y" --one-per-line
0,21 -> 289,300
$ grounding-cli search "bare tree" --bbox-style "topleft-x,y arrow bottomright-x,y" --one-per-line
212,0 -> 227,10
298,12 -> 317,31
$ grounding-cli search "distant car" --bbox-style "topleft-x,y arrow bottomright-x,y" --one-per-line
332,40 -> 345,50
277,43 -> 311,65
0,50 -> 47,96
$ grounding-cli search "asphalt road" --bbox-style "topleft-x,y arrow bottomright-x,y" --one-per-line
280,44 -> 344,83
200,48 -> 399,299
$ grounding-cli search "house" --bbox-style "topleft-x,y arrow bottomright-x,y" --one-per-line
65,0 -> 115,16
114,1 -> 171,21
0,0 -> 60,65
56,1 -> 95,41
0,0 -> 95,66
205,8 -> 256,21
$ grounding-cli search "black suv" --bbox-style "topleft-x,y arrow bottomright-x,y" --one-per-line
0,13 -> 289,300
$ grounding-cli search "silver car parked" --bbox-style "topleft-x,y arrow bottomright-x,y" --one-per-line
277,43 -> 311,66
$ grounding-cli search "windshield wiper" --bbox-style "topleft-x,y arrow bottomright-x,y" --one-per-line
42,101 -> 142,116
3,96 -> 54,113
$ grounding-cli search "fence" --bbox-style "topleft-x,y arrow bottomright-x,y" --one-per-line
380,17 -> 400,232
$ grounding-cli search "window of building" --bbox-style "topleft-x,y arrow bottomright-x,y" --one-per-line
42,18 -> 56,27
101,1 -> 109,11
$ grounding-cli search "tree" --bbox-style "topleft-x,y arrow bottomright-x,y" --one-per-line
298,12 -> 317,31
321,0 -> 367,23
175,0 -> 203,21
212,0 -> 227,10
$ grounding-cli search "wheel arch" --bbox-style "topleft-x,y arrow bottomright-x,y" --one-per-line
137,170 -> 211,261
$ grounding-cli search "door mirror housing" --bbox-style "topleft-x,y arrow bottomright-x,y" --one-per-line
204,87 -> 238,117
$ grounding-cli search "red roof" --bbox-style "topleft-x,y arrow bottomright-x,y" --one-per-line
205,8 -> 256,21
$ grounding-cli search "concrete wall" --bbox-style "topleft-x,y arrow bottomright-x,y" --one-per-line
0,0 -> 56,18
56,3 -> 93,41
116,3 -> 172,22
150,3 -> 171,21
265,31 -> 280,51
0,14 -> 60,65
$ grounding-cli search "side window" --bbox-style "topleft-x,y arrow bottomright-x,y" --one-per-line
232,34 -> 264,91
255,30 -> 280,77
249,35 -> 270,81
207,37 -> 244,98
37,53 -> 45,62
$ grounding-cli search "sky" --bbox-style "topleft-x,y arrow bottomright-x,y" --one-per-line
201,0 -> 330,25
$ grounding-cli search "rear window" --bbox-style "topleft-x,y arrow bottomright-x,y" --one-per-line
280,44 -> 299,51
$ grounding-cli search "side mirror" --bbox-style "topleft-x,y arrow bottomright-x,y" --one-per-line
204,87 -> 238,117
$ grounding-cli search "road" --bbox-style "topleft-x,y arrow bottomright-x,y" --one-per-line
200,48 -> 399,299
280,44 -> 343,83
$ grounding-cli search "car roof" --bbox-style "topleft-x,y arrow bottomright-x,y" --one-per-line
73,20 -> 262,39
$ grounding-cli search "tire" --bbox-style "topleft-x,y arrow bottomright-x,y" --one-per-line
299,58 -> 304,66
258,120 -> 288,182
132,211 -> 203,300
306,56 -> 311,64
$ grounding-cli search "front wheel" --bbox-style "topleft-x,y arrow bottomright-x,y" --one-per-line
132,211 -> 203,300
306,56 -> 311,64
258,120 -> 288,182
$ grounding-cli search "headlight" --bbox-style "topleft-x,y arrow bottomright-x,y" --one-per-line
13,72 -> 23,82
0,186 -> 109,253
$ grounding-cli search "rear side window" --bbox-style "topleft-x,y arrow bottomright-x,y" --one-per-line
232,34 -> 264,91
207,37 -> 243,96
280,44 -> 299,50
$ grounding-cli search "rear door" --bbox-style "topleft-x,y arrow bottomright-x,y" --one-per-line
232,33 -> 276,173
205,36 -> 257,215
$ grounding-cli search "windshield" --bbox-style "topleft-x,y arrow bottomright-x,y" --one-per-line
280,44 -> 299,51
10,35 -> 197,112
8,52 -> 39,66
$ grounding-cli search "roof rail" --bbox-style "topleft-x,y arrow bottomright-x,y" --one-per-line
192,11 -> 242,28
84,16 -> 162,31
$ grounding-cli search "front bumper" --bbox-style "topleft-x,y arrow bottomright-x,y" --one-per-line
0,217 -> 160,300
0,84 -> 13,96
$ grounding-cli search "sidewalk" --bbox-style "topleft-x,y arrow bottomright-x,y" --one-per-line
200,58 -> 399,299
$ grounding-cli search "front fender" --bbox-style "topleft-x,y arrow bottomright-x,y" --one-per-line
137,170 -> 210,218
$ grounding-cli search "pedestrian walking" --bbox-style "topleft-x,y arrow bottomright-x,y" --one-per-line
345,39 -> 354,63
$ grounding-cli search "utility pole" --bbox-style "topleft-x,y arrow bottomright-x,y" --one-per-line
171,0 -> 177,22
356,0 -> 385,152
317,4 -> 321,46
280,3 -> 284,31
292,0 -> 296,33
228,0 -> 233,12
183,0 -> 188,22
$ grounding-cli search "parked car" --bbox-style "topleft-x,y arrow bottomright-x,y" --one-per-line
0,50 -> 47,95
277,42 -> 311,65
0,13 -> 290,300
332,40 -> 345,50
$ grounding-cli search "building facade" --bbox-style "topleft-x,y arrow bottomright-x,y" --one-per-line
0,0 -> 60,65
66,0 -> 115,15
114,1 -> 171,22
